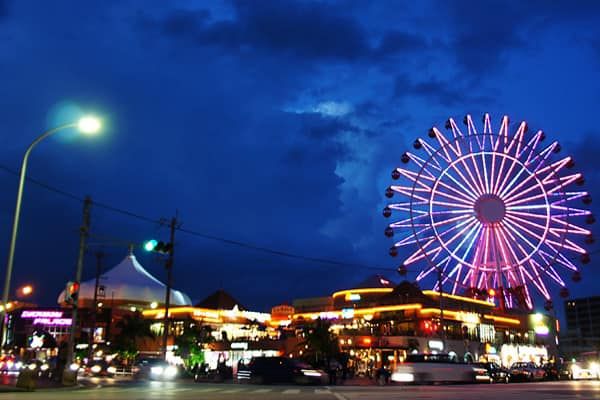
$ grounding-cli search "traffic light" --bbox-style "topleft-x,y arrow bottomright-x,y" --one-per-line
143,239 -> 172,254
64,281 -> 80,305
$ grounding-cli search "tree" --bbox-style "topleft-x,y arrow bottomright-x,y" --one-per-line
300,318 -> 340,368
173,319 -> 214,370
112,312 -> 154,363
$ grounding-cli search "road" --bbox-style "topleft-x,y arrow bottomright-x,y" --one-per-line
1,380 -> 600,400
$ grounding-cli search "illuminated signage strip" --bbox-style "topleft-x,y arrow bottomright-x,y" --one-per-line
483,315 -> 520,325
22,311 -> 63,318
293,304 -> 421,320
33,318 -> 72,326
142,307 -> 270,322
422,291 -> 495,307
332,288 -> 394,299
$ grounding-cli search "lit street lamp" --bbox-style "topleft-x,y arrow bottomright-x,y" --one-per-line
18,285 -> 33,297
0,116 -> 102,346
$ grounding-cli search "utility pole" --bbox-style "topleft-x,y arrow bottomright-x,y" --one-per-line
66,196 -> 92,366
437,267 -> 446,349
88,251 -> 103,361
162,216 -> 177,360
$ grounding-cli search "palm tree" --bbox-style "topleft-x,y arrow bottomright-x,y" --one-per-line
112,312 -> 155,362
300,318 -> 340,368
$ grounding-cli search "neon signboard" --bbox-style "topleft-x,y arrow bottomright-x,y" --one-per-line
21,310 -> 72,326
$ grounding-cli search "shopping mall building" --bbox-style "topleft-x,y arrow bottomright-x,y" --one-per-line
4,254 -> 558,371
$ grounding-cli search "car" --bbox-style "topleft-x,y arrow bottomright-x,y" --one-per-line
85,360 -> 117,377
25,359 -> 54,379
509,362 -> 546,382
133,358 -> 178,381
0,356 -> 23,375
542,362 -> 560,381
474,362 -> 509,383
237,357 -> 327,385
390,354 -> 489,384
563,361 -> 600,380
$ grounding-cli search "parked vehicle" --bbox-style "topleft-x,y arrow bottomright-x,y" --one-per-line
474,362 -> 509,383
390,354 -> 489,384
237,356 -> 327,385
509,362 -> 546,382
26,359 -> 54,379
133,358 -> 178,381
542,362 -> 560,381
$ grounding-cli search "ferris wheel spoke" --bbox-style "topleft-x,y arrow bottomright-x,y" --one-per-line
435,178 -> 478,203
548,217 -> 591,236
504,214 -> 548,238
549,204 -> 591,217
430,200 -> 473,209
496,225 -> 528,287
499,167 -> 539,201
480,151 -> 491,193
501,220 -> 539,259
545,238 -> 587,254
431,186 -> 477,206
495,152 -> 523,198
518,130 -> 546,168
465,153 -> 487,195
441,161 -> 485,199
503,215 -> 546,251
536,251 -> 567,285
526,140 -> 559,172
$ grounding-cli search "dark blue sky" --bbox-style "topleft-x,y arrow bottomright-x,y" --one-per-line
1,0 -> 599,318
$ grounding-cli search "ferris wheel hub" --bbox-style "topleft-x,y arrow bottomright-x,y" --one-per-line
474,194 -> 505,224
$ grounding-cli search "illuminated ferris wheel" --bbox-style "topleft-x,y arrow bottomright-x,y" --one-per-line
384,114 -> 594,310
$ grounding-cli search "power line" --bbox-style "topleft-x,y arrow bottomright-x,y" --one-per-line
0,162 -> 394,272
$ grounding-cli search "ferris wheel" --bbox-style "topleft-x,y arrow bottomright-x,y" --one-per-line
384,114 -> 594,310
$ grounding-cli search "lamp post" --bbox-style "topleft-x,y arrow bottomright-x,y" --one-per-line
0,116 -> 101,346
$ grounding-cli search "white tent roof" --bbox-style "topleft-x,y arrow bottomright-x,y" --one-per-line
57,253 -> 191,306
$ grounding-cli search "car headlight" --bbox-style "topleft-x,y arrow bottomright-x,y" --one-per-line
15,362 -> 22,370
69,363 -> 80,372
163,366 -> 177,378
301,369 -> 322,377
91,365 -> 102,374
107,366 -> 117,374
27,363 -> 37,370
150,366 -> 164,376
40,364 -> 49,371
391,372 -> 414,382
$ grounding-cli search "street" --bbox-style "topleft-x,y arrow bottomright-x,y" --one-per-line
2,381 -> 600,400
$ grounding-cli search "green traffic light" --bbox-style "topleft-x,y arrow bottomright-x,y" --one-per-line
144,239 -> 158,252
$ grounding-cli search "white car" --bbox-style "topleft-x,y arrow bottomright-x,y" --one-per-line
391,354 -> 489,384
570,361 -> 600,380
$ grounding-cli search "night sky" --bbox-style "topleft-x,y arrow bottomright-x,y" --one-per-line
1,1 -> 600,322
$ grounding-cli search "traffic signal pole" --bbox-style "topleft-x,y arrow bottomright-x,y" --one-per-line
66,196 -> 92,367
162,216 -> 177,360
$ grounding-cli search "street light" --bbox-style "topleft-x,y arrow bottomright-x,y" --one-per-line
18,285 -> 33,297
0,116 -> 102,346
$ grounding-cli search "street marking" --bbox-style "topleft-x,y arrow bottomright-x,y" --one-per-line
251,388 -> 272,393
195,387 -> 222,392
282,389 -> 301,394
315,389 -> 332,394
220,388 -> 244,393
333,393 -> 348,400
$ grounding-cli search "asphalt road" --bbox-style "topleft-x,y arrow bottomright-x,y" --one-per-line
1,381 -> 600,399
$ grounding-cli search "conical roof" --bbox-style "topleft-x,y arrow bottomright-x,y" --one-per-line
57,253 -> 192,306
195,289 -> 245,310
